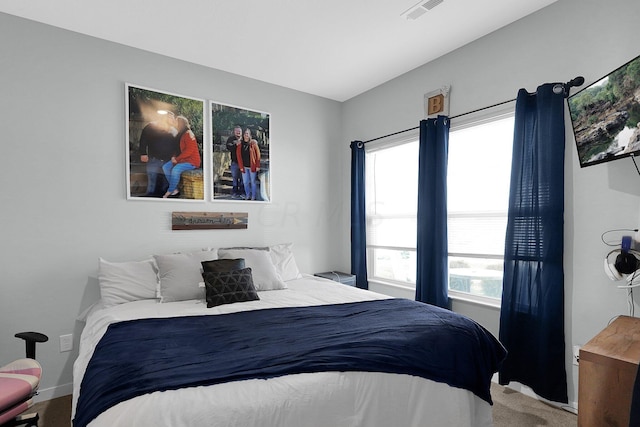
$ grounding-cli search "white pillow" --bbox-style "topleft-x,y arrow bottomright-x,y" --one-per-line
154,250 -> 218,302
269,243 -> 302,281
98,258 -> 159,308
218,248 -> 287,291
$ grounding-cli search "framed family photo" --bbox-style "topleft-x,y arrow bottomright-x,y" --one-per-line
211,101 -> 271,202
126,84 -> 206,201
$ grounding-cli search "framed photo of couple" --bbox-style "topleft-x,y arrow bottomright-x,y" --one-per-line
125,83 -> 271,203
210,101 -> 270,202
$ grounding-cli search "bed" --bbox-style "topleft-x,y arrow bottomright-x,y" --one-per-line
72,245 -> 506,427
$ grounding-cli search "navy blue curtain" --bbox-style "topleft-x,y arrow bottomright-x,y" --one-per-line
350,140 -> 368,289
415,116 -> 450,308
498,84 -> 568,403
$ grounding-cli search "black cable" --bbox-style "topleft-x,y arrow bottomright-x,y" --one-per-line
623,263 -> 638,317
601,229 -> 639,246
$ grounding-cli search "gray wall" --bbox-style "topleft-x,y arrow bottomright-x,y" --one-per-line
342,0 -> 640,407
0,12 -> 348,398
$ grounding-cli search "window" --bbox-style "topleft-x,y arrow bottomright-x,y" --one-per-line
365,112 -> 514,304
447,114 -> 513,302
366,138 -> 419,287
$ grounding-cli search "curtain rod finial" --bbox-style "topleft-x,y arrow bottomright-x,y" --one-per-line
571,76 -> 585,87
562,76 -> 585,97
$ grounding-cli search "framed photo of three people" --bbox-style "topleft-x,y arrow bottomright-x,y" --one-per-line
126,84 -> 271,202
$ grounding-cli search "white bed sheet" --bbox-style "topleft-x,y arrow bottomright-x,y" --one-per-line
72,275 -> 494,427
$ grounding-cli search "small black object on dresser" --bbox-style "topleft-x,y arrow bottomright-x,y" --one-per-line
314,271 -> 356,286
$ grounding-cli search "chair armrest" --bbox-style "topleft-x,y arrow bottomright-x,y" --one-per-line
15,332 -> 49,359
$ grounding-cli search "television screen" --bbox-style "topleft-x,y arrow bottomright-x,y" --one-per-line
568,54 -> 640,167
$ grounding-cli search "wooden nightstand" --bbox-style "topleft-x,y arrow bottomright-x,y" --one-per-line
578,315 -> 640,427
314,271 -> 356,286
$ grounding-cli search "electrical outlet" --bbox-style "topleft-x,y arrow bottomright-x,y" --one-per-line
572,345 -> 581,366
59,334 -> 73,352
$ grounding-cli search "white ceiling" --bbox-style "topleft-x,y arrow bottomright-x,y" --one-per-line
0,0 -> 557,101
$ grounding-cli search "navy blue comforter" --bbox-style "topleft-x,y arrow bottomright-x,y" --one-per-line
74,299 -> 506,427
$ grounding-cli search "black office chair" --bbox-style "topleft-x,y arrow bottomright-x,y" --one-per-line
0,332 -> 48,427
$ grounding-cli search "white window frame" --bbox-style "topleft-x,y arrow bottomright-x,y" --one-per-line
364,104 -> 515,307
446,106 -> 514,307
365,130 -> 419,292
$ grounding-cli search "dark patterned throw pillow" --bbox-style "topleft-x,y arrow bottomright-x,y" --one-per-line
202,267 -> 259,308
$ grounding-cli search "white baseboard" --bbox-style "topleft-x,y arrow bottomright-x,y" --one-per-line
34,383 -> 73,402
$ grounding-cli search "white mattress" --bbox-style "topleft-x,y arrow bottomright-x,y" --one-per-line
72,275 -> 494,427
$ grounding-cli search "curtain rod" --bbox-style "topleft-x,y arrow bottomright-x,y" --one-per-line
362,98 -> 515,144
361,98 -> 514,144
359,77 -> 584,145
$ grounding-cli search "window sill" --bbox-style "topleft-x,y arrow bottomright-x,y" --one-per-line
369,279 -> 501,310
367,279 -> 415,299
449,290 -> 501,310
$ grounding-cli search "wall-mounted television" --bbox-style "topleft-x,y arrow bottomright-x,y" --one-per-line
568,53 -> 640,168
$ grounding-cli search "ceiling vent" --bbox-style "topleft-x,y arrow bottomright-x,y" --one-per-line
402,0 -> 445,20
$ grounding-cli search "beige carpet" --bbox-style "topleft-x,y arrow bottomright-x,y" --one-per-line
30,384 -> 576,426
492,383 -> 577,427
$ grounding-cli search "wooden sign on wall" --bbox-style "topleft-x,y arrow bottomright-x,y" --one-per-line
172,212 -> 248,230
424,85 -> 451,118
